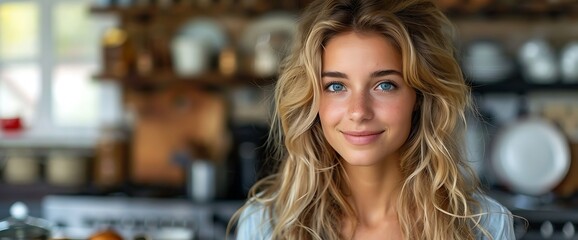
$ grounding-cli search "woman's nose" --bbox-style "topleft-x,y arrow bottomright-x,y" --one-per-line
347,91 -> 374,122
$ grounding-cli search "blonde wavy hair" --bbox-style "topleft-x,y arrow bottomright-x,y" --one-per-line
230,0 -> 490,239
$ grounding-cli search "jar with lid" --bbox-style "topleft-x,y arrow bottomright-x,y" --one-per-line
0,202 -> 51,240
3,150 -> 39,184
46,150 -> 88,187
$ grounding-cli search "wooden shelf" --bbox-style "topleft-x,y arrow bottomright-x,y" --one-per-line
89,3 -> 299,18
0,182 -> 88,200
91,5 -> 240,16
93,71 -> 275,90
445,2 -> 578,19
469,80 -> 578,94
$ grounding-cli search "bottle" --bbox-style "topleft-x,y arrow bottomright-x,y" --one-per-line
101,27 -> 131,77
253,33 -> 279,77
93,125 -> 127,189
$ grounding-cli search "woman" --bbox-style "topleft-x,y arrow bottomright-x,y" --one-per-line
231,0 -> 515,239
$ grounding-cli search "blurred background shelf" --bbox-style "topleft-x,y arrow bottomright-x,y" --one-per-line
93,71 -> 275,89
89,0 -> 311,16
470,81 -> 578,94
441,0 -> 578,19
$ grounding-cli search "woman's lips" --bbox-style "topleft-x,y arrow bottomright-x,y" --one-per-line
341,130 -> 384,145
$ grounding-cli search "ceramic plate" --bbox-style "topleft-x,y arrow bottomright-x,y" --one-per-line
491,118 -> 570,196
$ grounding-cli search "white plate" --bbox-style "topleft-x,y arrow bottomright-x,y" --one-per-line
491,118 -> 570,196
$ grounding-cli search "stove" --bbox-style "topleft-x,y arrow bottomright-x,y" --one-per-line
490,191 -> 578,239
42,195 -> 242,240
512,209 -> 578,239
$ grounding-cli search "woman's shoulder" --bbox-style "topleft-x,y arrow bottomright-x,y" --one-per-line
236,200 -> 273,240
475,193 -> 510,214
239,200 -> 270,222
474,193 -> 516,240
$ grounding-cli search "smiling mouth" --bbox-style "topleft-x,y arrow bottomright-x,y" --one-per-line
341,130 -> 384,145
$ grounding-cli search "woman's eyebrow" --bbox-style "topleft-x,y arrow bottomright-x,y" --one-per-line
321,70 -> 402,79
370,69 -> 402,78
321,71 -> 348,78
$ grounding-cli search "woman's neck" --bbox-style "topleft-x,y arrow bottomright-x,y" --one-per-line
344,160 -> 402,223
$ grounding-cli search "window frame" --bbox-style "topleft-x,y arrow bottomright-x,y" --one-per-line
0,0 -> 117,148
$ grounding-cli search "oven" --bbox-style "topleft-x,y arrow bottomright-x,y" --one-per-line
42,195 -> 242,240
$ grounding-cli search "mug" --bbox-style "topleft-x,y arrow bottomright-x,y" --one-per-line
561,41 -> 578,83
187,160 -> 215,203
171,36 -> 209,77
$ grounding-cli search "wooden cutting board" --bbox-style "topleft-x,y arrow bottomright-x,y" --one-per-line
129,84 -> 230,187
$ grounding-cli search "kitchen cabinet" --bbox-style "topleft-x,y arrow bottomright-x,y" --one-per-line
448,2 -> 578,125
0,1 -> 308,209
89,1 -> 308,191
90,1 -> 308,87
449,4 -> 578,239
438,1 -> 578,93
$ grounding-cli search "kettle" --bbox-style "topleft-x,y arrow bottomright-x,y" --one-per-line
0,202 -> 51,240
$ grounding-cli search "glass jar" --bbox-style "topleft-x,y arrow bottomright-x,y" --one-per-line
0,202 -> 51,240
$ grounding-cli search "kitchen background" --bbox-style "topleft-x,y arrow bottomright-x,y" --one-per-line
0,0 -> 577,239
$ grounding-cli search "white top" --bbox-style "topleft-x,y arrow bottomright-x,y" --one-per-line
236,194 -> 516,240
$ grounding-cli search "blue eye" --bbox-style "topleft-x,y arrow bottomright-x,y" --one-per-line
326,82 -> 345,92
377,82 -> 395,91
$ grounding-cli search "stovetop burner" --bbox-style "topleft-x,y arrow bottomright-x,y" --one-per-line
489,190 -> 578,239
42,195 -> 242,240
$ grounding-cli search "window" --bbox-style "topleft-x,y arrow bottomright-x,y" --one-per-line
0,0 -> 121,147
